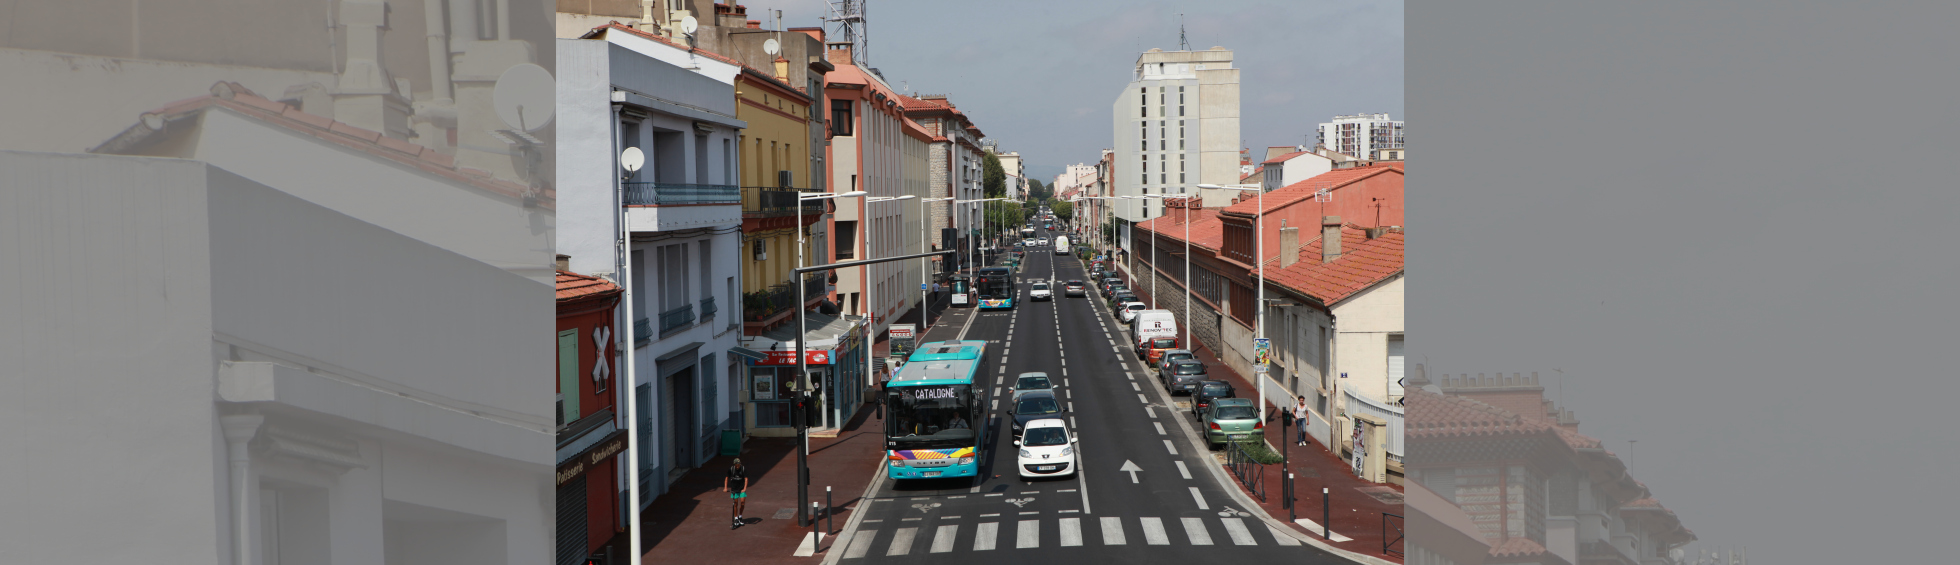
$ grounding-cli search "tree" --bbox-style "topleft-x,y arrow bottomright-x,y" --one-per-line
982,152 -> 1007,198
1026,179 -> 1047,201
1052,200 -> 1073,222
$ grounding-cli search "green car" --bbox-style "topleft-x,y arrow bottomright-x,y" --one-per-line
1202,398 -> 1264,450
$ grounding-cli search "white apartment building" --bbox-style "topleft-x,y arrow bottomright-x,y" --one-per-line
824,42 -> 932,345
1317,113 -> 1405,161
1109,46 -> 1242,238
559,28 -> 748,504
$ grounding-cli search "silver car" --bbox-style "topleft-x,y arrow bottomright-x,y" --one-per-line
1010,372 -> 1055,405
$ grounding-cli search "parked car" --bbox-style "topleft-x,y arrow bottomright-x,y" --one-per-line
1110,292 -> 1138,310
1009,390 -> 1066,435
1191,380 -> 1236,418
1155,349 -> 1196,378
1101,284 -> 1127,300
1159,358 -> 1208,395
1013,419 -> 1078,479
1030,280 -> 1053,301
1137,335 -> 1180,363
1118,302 -> 1146,322
1063,280 -> 1088,297
1202,398 -> 1264,450
1011,372 -> 1055,405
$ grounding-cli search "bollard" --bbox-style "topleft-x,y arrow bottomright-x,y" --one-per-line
827,486 -> 835,535
1288,473 -> 1297,521
1322,487 -> 1331,540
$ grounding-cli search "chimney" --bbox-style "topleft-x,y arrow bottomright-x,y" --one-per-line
1279,227 -> 1300,268
555,254 -> 570,272
1321,216 -> 1343,263
773,56 -> 790,81
746,20 -> 761,29
825,41 -> 853,66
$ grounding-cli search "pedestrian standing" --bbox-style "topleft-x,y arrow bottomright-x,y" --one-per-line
1293,397 -> 1312,447
725,459 -> 750,528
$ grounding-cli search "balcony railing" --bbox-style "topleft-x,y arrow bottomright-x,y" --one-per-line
623,182 -> 740,206
699,296 -> 717,320
803,272 -> 827,300
659,304 -> 695,334
744,274 -> 831,325
743,187 -> 827,217
633,317 -> 651,345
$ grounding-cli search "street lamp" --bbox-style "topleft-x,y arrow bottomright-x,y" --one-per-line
789,189 -> 864,528
1200,183 -> 1269,422
958,197 -> 1005,276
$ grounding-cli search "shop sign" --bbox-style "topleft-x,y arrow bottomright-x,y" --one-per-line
556,430 -> 627,486
757,350 -> 835,365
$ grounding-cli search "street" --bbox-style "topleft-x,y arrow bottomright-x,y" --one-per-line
825,225 -> 1348,564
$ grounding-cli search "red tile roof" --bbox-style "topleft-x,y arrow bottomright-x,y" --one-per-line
1405,388 -> 1558,441
1261,150 -> 1310,165
88,82 -> 545,208
1135,205 -> 1226,253
1221,165 -> 1401,217
1265,225 -> 1403,305
557,270 -> 622,301
1240,164 -> 1263,184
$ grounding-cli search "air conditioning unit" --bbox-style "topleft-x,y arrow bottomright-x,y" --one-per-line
752,239 -> 767,261
778,170 -> 793,189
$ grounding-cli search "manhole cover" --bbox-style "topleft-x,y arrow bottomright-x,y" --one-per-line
771,508 -> 797,520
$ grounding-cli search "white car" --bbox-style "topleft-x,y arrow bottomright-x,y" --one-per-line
1029,281 -> 1053,301
1023,238 -> 1038,247
1037,237 -> 1050,246
1118,301 -> 1146,323
1014,419 -> 1078,479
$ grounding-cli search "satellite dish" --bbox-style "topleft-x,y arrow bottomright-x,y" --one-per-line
762,38 -> 781,55
620,147 -> 644,173
492,63 -> 555,132
680,15 -> 699,34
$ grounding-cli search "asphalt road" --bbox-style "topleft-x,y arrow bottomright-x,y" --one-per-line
827,226 -> 1347,564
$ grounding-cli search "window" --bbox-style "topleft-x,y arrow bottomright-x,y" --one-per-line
1140,88 -> 1147,117
835,220 -> 858,259
831,100 -> 854,137
557,329 -> 578,426
1178,86 -> 1185,116
722,139 -> 732,185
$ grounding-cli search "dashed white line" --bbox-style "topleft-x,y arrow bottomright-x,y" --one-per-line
1130,382 -> 1141,391
1175,460 -> 1192,479
1163,439 -> 1177,454
1189,487 -> 1209,510
1154,422 -> 1167,435
1145,406 -> 1156,418
1136,393 -> 1148,404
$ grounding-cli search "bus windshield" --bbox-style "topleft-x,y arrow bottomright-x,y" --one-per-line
887,385 -> 977,449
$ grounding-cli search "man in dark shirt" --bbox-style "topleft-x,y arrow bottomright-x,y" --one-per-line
724,459 -> 750,528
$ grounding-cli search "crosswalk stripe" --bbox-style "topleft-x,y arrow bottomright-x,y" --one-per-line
1099,517 -> 1127,545
887,527 -> 918,556
1181,517 -> 1215,546
1267,524 -> 1302,546
1140,517 -> 1171,545
1058,517 -> 1083,547
1017,519 -> 1041,549
1220,517 -> 1257,545
929,524 -> 959,553
843,529 -> 878,559
973,522 -> 999,551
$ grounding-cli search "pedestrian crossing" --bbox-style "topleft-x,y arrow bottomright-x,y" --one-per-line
841,515 -> 1303,558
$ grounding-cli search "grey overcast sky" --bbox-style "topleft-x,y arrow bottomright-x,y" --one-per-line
761,0 -> 1403,181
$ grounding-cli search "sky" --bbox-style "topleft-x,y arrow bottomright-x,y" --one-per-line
759,0 -> 1404,183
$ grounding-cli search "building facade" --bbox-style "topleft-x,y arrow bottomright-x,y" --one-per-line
556,268 -> 628,565
1317,113 -> 1406,162
560,27 -> 748,505
900,93 -> 987,274
1110,46 -> 1242,232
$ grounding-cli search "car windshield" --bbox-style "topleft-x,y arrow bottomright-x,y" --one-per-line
1015,397 -> 1061,415
1214,406 -> 1256,420
1032,283 -> 1048,290
1016,376 -> 1051,390
1022,427 -> 1068,447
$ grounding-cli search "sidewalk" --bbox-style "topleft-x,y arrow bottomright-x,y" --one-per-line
1118,261 -> 1404,562
633,293 -> 963,564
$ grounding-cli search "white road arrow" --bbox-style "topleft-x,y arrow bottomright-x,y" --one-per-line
1119,460 -> 1143,483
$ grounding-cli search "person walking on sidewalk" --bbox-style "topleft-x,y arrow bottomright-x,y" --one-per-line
725,459 -> 750,529
1293,397 -> 1312,447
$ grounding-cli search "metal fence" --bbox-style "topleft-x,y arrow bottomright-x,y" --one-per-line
743,187 -> 826,216
1224,439 -> 1267,502
1382,512 -> 1404,556
623,182 -> 740,206
659,304 -> 695,334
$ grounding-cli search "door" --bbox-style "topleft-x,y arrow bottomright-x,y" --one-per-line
666,367 -> 696,473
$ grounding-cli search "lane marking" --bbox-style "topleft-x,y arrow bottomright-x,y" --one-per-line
983,494 -> 1003,497
1189,487 -> 1209,510
887,527 -> 919,556
943,516 -> 962,520
1267,524 -> 1303,546
1175,460 -> 1192,479
1059,517 -> 1084,547
843,529 -> 878,558
929,524 -> 960,553
1180,517 -> 1215,546
1100,517 -> 1127,545
901,517 -> 923,522
1137,394 -> 1149,404
1016,519 -> 1041,548
1154,422 -> 1167,435
1069,416 -> 1077,427
973,522 -> 999,551
1220,518 -> 1257,546
1139,517 -> 1170,545
1057,488 -> 1077,493
1130,382 -> 1141,391
990,399 -> 997,410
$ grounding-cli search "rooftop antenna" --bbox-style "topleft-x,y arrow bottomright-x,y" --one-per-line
824,0 -> 868,67
1178,14 -> 1190,51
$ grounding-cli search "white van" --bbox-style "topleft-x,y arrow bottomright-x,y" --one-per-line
1053,235 -> 1070,254
1131,310 -> 1178,339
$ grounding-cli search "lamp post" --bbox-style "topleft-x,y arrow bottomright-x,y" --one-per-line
1201,183 -> 1267,422
958,197 -> 1005,276
790,189 -> 864,528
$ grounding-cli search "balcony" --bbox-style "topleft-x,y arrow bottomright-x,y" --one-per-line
659,304 -> 695,334
633,317 -> 651,345
623,182 -> 740,206
743,274 -> 831,331
743,187 -> 827,218
699,296 -> 717,320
